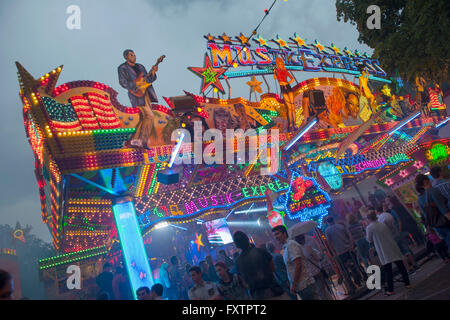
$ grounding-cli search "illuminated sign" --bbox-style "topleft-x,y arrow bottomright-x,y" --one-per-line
205,38 -> 387,78
284,172 -> 331,227
267,210 -> 285,228
355,157 -> 387,173
425,143 -> 449,162
138,179 -> 289,229
307,153 -> 410,176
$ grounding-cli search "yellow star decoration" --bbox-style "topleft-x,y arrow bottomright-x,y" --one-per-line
381,85 -> 391,97
313,40 -> 325,53
219,33 -> 232,43
344,47 -> 354,57
273,35 -> 290,50
204,33 -> 215,42
291,33 -> 307,48
329,43 -> 341,55
194,233 -> 204,251
246,76 -> 263,93
255,35 -> 268,47
236,32 -> 249,45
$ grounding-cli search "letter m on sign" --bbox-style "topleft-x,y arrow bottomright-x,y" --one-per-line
208,43 -> 232,67
185,201 -> 198,215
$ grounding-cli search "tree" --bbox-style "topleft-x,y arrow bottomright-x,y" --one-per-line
336,0 -> 450,84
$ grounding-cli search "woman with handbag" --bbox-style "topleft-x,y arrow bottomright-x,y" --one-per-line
415,174 -> 450,249
294,234 -> 335,300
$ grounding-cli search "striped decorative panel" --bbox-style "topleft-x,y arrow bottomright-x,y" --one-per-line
85,92 -> 121,129
70,96 -> 101,130
428,88 -> 446,110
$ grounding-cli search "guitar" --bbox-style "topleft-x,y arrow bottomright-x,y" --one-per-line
130,55 -> 166,97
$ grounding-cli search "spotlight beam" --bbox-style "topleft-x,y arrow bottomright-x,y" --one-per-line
283,117 -> 318,151
436,116 -> 450,129
387,111 -> 421,136
168,131 -> 185,168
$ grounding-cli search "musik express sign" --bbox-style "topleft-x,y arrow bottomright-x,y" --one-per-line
137,179 -> 289,229
205,34 -> 387,78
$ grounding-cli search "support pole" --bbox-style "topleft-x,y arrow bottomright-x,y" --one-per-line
352,181 -> 368,207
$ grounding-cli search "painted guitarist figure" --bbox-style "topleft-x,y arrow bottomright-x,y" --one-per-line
118,49 -> 164,106
118,49 -> 165,148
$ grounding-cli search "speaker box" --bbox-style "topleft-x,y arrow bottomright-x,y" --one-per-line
157,165 -> 184,185
312,90 -> 326,108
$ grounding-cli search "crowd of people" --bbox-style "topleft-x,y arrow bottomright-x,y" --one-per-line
89,166 -> 450,300
2,168 -> 448,301
130,167 -> 450,300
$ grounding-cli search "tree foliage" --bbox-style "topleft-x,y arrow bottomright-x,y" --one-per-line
336,0 -> 450,83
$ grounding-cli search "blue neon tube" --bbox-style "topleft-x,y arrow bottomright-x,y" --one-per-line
112,197 -> 154,299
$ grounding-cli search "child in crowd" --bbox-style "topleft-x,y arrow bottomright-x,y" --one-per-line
427,228 -> 450,263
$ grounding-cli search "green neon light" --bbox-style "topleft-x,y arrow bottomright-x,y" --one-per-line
39,245 -> 107,262
202,67 -> 218,83
92,128 -> 135,135
429,144 -> 448,161
148,163 -> 162,194
39,245 -> 108,269
39,251 -> 108,269
386,153 -> 409,164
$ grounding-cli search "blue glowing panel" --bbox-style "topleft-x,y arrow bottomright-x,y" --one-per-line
318,161 -> 343,190
112,200 -> 154,300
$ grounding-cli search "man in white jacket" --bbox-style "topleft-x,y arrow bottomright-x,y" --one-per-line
366,211 -> 411,295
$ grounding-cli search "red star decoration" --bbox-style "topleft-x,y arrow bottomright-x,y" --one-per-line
188,54 -> 226,94
292,176 -> 313,201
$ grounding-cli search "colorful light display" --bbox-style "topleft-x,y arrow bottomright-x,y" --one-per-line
188,54 -> 226,94
283,172 -> 331,227
15,31 -> 448,300
39,245 -> 108,270
201,35 -> 387,79
425,143 -> 449,163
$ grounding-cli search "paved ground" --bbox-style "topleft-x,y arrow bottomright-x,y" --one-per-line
359,254 -> 450,300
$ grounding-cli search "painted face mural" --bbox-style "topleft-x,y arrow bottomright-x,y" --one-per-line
345,93 -> 359,119
147,109 -> 178,147
213,107 -> 232,136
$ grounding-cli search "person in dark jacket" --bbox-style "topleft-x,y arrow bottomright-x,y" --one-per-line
415,174 -> 450,248
118,49 -> 158,106
96,263 -> 115,300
